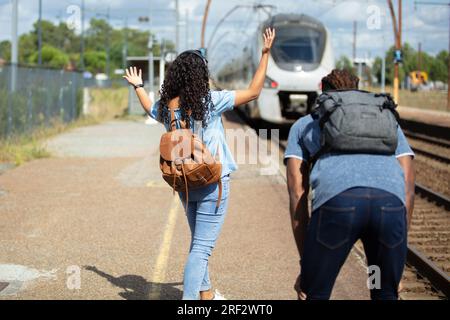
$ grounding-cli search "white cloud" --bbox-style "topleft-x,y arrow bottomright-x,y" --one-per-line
0,0 -> 447,58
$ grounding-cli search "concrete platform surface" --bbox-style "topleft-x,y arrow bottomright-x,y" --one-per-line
0,115 -> 370,300
398,106 -> 450,128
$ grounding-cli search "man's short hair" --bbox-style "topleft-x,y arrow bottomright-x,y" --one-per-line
321,69 -> 360,91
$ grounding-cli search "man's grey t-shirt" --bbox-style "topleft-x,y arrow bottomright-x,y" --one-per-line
284,114 -> 414,211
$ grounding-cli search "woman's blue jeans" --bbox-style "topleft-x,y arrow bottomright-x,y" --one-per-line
180,176 -> 230,300
300,187 -> 407,300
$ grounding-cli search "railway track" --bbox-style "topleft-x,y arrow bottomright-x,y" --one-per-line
403,131 -> 450,149
410,147 -> 450,164
404,130 -> 450,165
408,185 -> 449,296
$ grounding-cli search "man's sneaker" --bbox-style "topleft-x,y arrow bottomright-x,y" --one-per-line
213,290 -> 226,300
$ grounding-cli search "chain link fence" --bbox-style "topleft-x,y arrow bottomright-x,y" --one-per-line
0,65 -> 84,139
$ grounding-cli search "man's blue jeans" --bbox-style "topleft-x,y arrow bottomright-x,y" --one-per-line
180,176 -> 230,300
300,187 -> 407,300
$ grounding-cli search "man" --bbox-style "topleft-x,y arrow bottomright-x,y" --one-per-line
285,69 -> 415,300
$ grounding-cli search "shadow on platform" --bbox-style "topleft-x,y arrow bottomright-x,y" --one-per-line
84,265 -> 183,300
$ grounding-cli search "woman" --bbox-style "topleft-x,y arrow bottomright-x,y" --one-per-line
285,69 -> 415,300
124,28 -> 276,300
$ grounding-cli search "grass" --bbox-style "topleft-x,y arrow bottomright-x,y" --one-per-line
364,86 -> 448,112
88,86 -> 129,119
0,116 -> 100,166
0,86 -> 130,167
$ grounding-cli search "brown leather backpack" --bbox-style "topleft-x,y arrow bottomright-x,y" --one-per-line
159,108 -> 222,209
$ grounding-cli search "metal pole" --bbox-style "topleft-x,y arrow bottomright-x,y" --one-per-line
185,9 -> 189,51
397,0 -> 402,93
353,20 -> 357,62
159,54 -> 165,88
399,0 -> 402,50
122,17 -> 128,70
11,0 -> 18,92
175,0 -> 180,53
387,0 -> 400,103
149,5 -> 154,92
382,55 -> 386,93
38,0 -> 43,65
149,35 -> 154,91
201,0 -> 212,48
381,35 -> 386,93
106,6 -> 111,78
81,0 -> 85,71
418,42 -> 422,72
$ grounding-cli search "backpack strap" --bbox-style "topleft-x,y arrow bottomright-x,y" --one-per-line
169,106 -> 192,131
316,93 -> 342,129
375,93 -> 400,122
216,178 -> 222,209
180,162 -> 189,213
308,92 -> 341,168
169,107 -> 177,131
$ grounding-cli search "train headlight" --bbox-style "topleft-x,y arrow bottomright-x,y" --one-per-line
264,76 -> 279,89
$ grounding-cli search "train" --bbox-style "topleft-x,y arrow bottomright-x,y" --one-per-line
212,13 -> 335,123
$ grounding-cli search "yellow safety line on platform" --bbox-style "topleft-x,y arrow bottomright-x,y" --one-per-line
149,195 -> 180,299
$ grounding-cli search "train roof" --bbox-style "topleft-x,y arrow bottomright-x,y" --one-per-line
262,13 -> 326,30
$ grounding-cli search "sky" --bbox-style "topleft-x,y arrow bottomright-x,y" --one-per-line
0,0 -> 448,65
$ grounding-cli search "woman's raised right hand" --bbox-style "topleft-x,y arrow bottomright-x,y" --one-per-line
262,28 -> 276,54
123,67 -> 143,87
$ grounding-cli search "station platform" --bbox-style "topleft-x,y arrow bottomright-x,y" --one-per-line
398,105 -> 450,128
0,111 -> 370,300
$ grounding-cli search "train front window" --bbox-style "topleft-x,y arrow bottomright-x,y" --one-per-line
271,26 -> 325,71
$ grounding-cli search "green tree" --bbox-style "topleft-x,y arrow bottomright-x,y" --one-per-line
19,33 -> 37,64
432,50 -> 449,83
1,17 -> 175,74
374,43 -> 448,85
335,55 -> 354,73
84,51 -> 107,74
28,44 -> 69,68
30,20 -> 78,52
372,57 -> 383,84
0,40 -> 11,61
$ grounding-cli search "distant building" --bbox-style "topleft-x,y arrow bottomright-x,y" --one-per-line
353,57 -> 375,87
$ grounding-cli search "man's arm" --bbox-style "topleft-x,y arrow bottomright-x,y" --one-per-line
286,158 -> 310,258
234,28 -> 275,106
398,155 -> 415,230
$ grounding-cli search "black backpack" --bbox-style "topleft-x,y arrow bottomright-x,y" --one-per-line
311,90 -> 400,162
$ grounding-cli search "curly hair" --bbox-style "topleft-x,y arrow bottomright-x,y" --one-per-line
158,52 -> 214,128
321,69 -> 359,91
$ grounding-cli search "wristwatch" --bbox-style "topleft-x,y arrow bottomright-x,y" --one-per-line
134,84 -> 145,90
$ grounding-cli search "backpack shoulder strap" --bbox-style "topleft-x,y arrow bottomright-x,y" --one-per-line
168,104 -> 192,131
375,93 -> 400,122
315,92 -> 343,128
216,178 -> 222,209
169,107 -> 177,131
